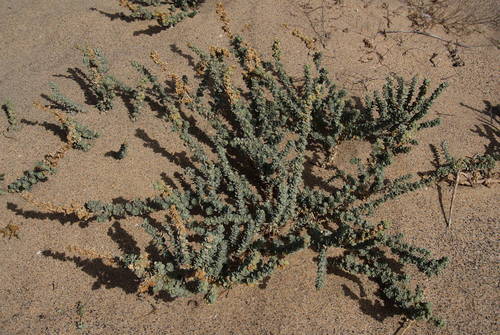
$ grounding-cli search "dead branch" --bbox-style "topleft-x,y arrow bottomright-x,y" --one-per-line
379,29 -> 472,48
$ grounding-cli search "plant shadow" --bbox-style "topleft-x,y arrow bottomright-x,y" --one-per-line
41,222 -> 140,293
461,100 -> 499,156
135,128 -> 195,170
329,264 -> 399,322
170,44 -> 197,68
52,67 -> 98,106
7,202 -> 85,226
89,7 -> 135,23
89,8 -> 172,36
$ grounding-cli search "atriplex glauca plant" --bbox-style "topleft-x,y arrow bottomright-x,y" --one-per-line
117,0 -> 204,29
3,2 -> 498,329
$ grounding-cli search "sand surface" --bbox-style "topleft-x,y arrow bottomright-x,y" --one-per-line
0,1 -> 499,334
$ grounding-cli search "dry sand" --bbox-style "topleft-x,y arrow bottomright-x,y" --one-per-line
0,1 -> 499,334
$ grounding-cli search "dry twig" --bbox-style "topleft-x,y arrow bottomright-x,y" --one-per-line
447,171 -> 460,227
394,319 -> 415,335
379,29 -> 472,48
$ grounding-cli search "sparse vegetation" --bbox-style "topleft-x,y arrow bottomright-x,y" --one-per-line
75,301 -> 87,332
407,0 -> 500,35
0,174 -> 6,195
7,104 -> 77,193
2,100 -> 20,135
117,0 -> 204,30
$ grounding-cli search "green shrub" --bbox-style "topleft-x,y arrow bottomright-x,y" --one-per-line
8,3 -> 498,328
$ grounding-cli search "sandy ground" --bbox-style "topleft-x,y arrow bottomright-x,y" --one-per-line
0,0 -> 499,334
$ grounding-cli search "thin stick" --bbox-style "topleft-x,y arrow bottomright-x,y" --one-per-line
447,171 -> 461,227
379,30 -> 472,48
394,319 -> 415,335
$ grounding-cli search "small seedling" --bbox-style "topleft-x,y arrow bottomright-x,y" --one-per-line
75,301 -> 87,332
2,100 -> 20,135
76,321 -> 86,331
0,223 -> 20,240
447,44 -> 465,67
0,174 -> 5,195
116,142 -> 128,160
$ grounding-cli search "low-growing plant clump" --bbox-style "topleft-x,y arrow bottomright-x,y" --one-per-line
3,2 -> 499,330
2,100 -> 20,136
117,0 -> 205,30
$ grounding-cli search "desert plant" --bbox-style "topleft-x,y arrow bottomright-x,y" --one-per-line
80,47 -> 122,112
101,43 -> 449,322
77,47 -> 148,120
0,173 -> 6,195
0,223 -> 20,239
8,3 -> 499,329
436,141 -> 498,179
18,4 -> 456,326
117,0 -> 204,30
6,104 -> 90,193
47,82 -> 89,114
7,162 -> 57,193
2,100 -> 20,135
115,142 -> 129,159
49,105 -> 100,152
